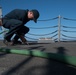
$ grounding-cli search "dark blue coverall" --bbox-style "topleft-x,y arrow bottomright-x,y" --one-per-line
2,9 -> 30,42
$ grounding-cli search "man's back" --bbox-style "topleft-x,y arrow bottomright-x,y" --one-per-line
3,9 -> 29,23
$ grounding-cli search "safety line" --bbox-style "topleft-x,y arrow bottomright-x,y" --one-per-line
63,17 -> 76,21
29,25 -> 58,29
62,34 -> 76,38
0,48 -> 76,66
62,25 -> 76,28
62,30 -> 76,32
25,36 -> 38,40
38,17 -> 58,21
28,30 -> 57,36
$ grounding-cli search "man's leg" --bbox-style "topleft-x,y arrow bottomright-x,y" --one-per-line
12,26 -> 29,45
11,34 -> 22,45
3,19 -> 23,45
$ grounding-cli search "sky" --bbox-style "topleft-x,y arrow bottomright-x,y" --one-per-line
0,0 -> 76,41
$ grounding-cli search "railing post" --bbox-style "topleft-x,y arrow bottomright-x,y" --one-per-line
0,6 -> 6,37
58,15 -> 61,42
0,6 -> 2,23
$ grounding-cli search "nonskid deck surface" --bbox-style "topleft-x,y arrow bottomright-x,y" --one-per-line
0,40 -> 76,75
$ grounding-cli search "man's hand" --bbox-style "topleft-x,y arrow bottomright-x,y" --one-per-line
19,35 -> 29,45
0,18 -> 2,26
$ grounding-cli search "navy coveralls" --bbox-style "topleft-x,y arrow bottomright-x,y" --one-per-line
2,9 -> 30,42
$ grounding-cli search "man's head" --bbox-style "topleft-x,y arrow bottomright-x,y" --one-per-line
28,9 -> 40,23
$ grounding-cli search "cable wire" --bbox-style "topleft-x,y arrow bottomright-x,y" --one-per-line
29,25 -> 58,29
62,30 -> 76,32
61,38 -> 76,41
62,34 -> 76,38
25,36 -> 38,40
63,17 -> 76,21
51,34 -> 58,38
62,25 -> 76,28
27,30 -> 57,36
38,17 -> 58,21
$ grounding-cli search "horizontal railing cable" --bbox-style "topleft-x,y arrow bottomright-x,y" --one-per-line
63,17 -> 76,21
61,38 -> 76,41
38,17 -> 58,21
27,30 -> 57,36
29,25 -> 58,29
62,25 -> 76,28
51,34 -> 58,38
54,38 -> 58,41
62,34 -> 76,38
62,30 -> 76,32
25,36 -> 38,40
